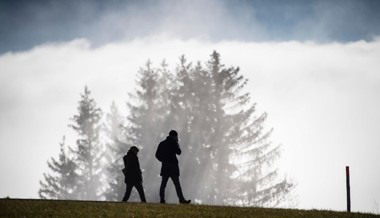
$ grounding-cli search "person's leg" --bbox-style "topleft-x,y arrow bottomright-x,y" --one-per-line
159,176 -> 169,203
122,183 -> 133,202
135,183 -> 146,203
170,176 -> 185,201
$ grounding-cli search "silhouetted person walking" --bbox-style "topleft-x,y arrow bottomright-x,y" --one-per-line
156,130 -> 191,204
122,146 -> 146,202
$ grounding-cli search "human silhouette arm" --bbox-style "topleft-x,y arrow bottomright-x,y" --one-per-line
137,157 -> 143,183
156,143 -> 163,162
175,142 -> 182,155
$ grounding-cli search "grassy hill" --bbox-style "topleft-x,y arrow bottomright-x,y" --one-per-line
1,198 -> 379,218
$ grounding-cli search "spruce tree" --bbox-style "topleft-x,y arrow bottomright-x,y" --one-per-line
39,136 -> 78,199
69,86 -> 105,200
103,102 -> 128,201
171,53 -> 239,204
146,51 -> 293,206
125,60 -> 172,201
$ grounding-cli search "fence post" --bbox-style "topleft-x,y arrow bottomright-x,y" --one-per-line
346,166 -> 351,212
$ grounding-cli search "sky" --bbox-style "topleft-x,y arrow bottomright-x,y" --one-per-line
1,0 -> 380,214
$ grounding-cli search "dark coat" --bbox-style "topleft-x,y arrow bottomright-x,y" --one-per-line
122,150 -> 142,184
155,136 -> 181,177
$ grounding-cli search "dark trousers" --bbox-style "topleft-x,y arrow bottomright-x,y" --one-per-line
122,182 -> 146,202
159,176 -> 185,201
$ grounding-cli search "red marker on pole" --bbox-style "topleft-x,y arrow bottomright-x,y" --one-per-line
346,166 -> 351,212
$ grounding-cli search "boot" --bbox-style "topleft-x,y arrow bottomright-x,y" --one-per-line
179,199 -> 191,204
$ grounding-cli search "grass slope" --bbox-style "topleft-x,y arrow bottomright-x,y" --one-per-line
1,199 -> 379,218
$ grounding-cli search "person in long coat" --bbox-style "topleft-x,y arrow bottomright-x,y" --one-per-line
155,130 -> 191,204
122,146 -> 146,202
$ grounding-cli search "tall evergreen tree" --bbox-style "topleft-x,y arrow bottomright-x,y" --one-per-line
124,51 -> 293,206
125,60 -> 172,201
170,53 -> 238,204
69,86 -> 105,200
167,56 -> 221,203
103,102 -> 128,201
39,136 -> 78,199
175,51 -> 293,206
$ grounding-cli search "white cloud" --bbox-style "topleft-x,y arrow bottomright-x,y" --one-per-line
1,37 -> 380,213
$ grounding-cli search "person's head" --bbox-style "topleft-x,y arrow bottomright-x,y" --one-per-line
169,130 -> 178,137
169,130 -> 178,141
129,146 -> 139,154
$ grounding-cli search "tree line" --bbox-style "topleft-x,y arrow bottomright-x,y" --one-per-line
39,51 -> 293,206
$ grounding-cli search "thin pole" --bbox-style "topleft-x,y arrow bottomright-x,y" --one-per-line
346,166 -> 351,212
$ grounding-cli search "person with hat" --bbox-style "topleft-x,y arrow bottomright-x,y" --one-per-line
122,146 -> 146,202
155,130 -> 191,204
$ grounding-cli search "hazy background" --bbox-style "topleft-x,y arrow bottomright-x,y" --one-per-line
1,0 -> 380,213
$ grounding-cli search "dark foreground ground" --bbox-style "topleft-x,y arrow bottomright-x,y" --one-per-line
0,198 -> 379,218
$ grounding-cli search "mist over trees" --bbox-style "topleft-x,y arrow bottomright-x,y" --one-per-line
39,51 -> 293,206
40,87 -> 106,200
69,87 -> 106,200
39,136 -> 78,199
103,102 -> 128,201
